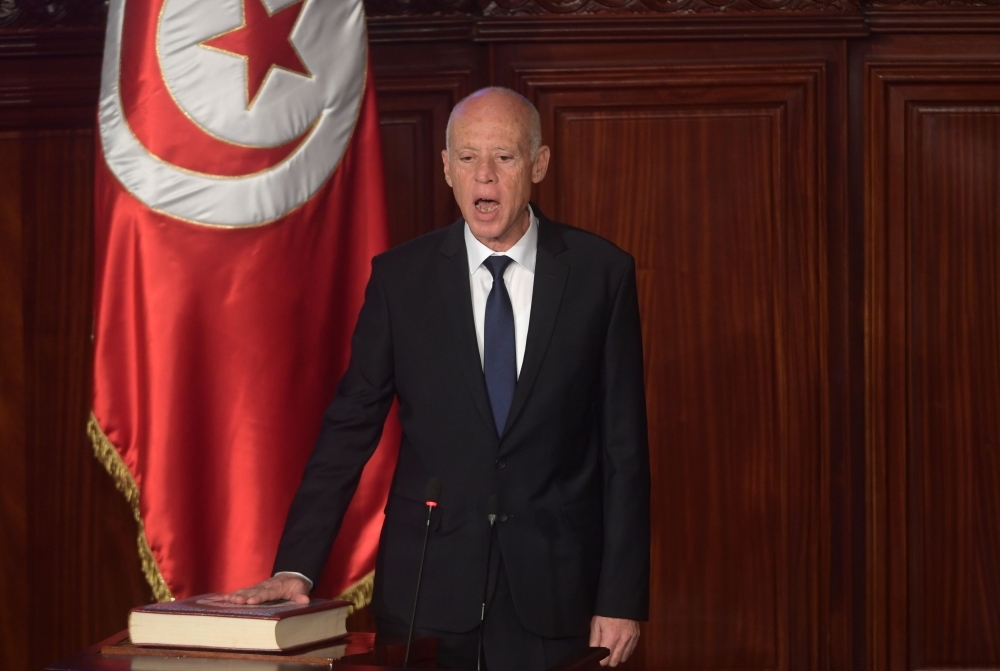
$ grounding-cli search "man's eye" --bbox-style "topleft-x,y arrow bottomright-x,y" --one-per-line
460,156 -> 474,162
497,155 -> 512,162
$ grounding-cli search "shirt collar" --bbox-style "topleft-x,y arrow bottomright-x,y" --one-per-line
464,206 -> 538,275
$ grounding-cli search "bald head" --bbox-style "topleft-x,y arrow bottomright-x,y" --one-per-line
441,86 -> 551,253
445,87 -> 543,159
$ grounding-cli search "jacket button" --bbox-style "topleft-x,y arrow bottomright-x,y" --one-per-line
499,513 -> 508,522
495,459 -> 507,470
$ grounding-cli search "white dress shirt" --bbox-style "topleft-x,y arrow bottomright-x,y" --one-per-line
464,207 -> 537,378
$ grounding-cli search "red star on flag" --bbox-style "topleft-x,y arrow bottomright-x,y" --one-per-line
202,0 -> 311,109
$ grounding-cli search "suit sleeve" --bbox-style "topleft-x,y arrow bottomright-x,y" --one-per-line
272,257 -> 396,585
595,256 -> 651,620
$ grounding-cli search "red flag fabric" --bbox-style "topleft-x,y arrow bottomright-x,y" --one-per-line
90,0 -> 397,604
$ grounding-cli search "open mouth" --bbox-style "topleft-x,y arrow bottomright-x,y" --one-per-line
474,198 -> 499,213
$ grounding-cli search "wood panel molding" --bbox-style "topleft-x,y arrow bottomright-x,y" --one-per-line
367,15 -> 870,42
1,0 -> 997,42
510,60 -> 831,217
869,0 -> 999,6
375,69 -> 475,99
368,0 -> 859,15
865,1 -> 1000,32
0,29 -> 103,131
504,60 -> 838,670
0,59 -> 102,130
0,27 -> 104,56
373,69 -> 476,242
0,132 -> 28,671
0,0 -> 104,29
477,14 -> 868,40
865,60 -> 1000,671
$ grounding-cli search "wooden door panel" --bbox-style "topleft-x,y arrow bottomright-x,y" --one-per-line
564,107 -> 783,669
512,63 -> 832,671
911,107 -> 1000,668
867,61 -> 1000,671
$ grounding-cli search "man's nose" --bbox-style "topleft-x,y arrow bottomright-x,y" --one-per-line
474,158 -> 496,183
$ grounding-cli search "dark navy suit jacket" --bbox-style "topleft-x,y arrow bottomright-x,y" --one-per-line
274,205 -> 650,638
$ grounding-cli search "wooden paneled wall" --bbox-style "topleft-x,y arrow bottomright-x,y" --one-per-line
863,34 -> 1000,671
0,129 -> 153,671
2,3 -> 1000,671
490,41 -> 850,671
367,34 -> 854,671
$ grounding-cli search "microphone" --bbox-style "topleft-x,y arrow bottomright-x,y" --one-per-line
404,477 -> 441,668
476,495 -> 499,671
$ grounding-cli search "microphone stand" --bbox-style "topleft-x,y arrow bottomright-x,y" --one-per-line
404,478 -> 441,668
477,495 -> 499,671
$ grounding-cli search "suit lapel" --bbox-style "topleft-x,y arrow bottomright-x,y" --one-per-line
502,211 -> 569,437
437,220 -> 496,435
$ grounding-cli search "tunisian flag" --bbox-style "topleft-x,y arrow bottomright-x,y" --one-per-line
90,0 -> 398,604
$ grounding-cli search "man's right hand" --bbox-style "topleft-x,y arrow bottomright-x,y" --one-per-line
222,573 -> 311,605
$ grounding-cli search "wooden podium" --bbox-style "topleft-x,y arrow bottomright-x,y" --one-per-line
44,630 -> 612,671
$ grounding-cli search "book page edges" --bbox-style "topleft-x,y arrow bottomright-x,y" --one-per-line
128,607 -> 346,651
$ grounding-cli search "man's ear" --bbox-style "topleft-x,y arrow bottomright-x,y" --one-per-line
531,145 -> 551,184
441,149 -> 453,187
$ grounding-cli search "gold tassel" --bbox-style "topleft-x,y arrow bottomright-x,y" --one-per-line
88,413 -> 173,602
335,570 -> 375,613
89,413 -> 376,611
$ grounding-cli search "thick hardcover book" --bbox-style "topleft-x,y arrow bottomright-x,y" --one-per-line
128,594 -> 351,652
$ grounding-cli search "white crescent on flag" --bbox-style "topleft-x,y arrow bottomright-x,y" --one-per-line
92,0 -> 396,607
98,0 -> 367,227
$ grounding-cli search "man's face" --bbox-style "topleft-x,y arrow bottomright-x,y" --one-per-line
442,93 -> 550,251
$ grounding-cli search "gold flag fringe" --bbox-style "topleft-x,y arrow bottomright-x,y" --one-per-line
336,570 -> 375,613
88,412 -> 376,610
88,413 -> 174,602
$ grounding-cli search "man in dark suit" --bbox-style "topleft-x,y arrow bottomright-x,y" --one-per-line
228,88 -> 650,670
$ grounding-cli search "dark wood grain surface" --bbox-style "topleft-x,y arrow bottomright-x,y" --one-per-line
0,133 -> 29,671
3,8 -> 1000,671
0,129 -> 149,668
575,106 -> 790,670
911,105 -> 1000,668
486,39 -> 852,670
863,34 -> 1000,671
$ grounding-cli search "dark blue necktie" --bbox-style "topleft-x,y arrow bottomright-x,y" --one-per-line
482,255 -> 516,436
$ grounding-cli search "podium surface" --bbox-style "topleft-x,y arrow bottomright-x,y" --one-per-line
46,632 -> 426,671
45,632 -> 611,671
